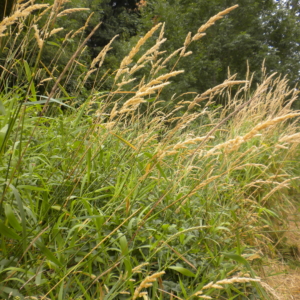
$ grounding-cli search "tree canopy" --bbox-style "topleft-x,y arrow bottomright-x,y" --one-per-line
136,0 -> 300,95
1,0 -> 299,99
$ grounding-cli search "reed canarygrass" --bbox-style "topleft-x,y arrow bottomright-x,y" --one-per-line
189,276 -> 261,299
57,8 -> 90,17
132,271 -> 165,300
0,3 -> 49,36
90,34 -> 118,69
0,2 -> 299,300
115,22 -> 163,80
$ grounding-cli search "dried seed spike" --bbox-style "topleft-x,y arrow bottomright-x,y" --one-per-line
91,34 -> 118,69
85,12 -> 94,27
132,271 -> 165,300
132,262 -> 149,273
0,4 -> 49,37
279,132 -> 300,143
157,22 -> 165,42
188,80 -> 247,110
57,8 -> 90,17
219,4 -> 239,16
183,51 -> 193,57
192,33 -> 206,41
116,23 -> 162,80
197,5 -> 239,33
49,27 -> 64,37
243,113 -> 300,141
136,38 -> 167,65
32,24 -> 43,49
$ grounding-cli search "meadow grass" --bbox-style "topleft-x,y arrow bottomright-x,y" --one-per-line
0,1 -> 299,299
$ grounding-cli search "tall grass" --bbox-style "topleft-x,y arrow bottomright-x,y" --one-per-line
0,1 -> 299,299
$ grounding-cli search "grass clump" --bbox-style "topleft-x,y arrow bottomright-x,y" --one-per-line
0,2 -> 299,299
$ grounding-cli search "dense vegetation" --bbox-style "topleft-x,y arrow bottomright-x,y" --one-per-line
139,0 -> 300,94
0,0 -> 299,299
1,0 -> 300,100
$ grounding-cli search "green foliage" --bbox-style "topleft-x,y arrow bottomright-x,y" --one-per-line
137,0 -> 300,96
0,1 -> 299,299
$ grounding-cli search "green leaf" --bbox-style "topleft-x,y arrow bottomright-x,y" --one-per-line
23,60 -> 32,81
156,162 -> 167,180
23,60 -> 36,98
168,266 -> 196,277
36,242 -> 62,267
118,233 -> 132,275
0,286 -> 23,298
110,132 -> 137,151
0,221 -> 21,240
222,253 -> 269,299
9,184 -> 27,250
222,253 -> 250,266
179,278 -> 188,297
18,185 -> 49,192
46,41 -> 61,47
94,91 -> 109,96
4,204 -> 22,231
0,100 -> 6,115
0,124 -> 8,148
24,96 -> 75,110
119,234 -> 128,256
145,97 -> 156,102
35,264 -> 43,286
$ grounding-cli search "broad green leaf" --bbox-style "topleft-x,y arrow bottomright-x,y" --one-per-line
0,221 -> 21,240
1,267 -> 27,274
179,278 -> 188,298
145,97 -> 156,102
119,234 -> 128,256
35,264 -> 43,286
0,100 -> 6,115
58,281 -> 64,300
222,253 -> 250,266
24,96 -> 75,110
0,286 -> 23,298
36,242 -> 62,267
2,277 -> 26,284
0,124 -> 8,147
46,41 -> 60,47
168,266 -> 196,277
9,184 -> 27,248
117,233 -> 132,275
110,132 -> 137,150
80,173 -> 88,197
156,162 -> 167,180
18,185 -> 49,192
74,277 -> 91,300
4,204 -> 22,231
23,60 -> 32,81
23,60 -> 36,98
94,91 -> 109,96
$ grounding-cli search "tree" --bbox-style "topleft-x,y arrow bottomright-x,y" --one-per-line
85,0 -> 142,54
135,0 -> 300,97
264,0 -> 300,85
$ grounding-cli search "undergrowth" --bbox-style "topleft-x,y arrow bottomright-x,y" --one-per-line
0,1 -> 299,299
